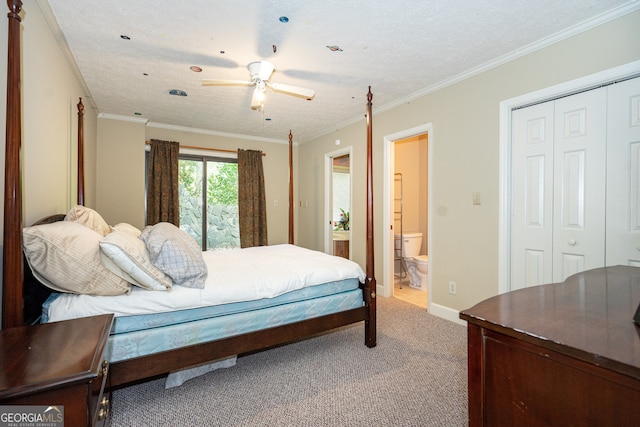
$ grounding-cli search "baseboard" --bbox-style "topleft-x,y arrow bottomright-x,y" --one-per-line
429,303 -> 466,326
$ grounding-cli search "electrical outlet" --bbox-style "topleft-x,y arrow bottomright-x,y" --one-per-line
449,281 -> 457,295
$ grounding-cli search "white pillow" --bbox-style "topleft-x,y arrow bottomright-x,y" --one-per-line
140,222 -> 207,289
112,222 -> 142,237
64,205 -> 112,236
99,229 -> 172,291
23,221 -> 131,295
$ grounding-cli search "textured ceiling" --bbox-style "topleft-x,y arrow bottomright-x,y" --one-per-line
41,0 -> 636,143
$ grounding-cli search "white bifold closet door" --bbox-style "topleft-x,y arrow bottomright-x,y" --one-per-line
510,77 -> 640,290
606,77 -> 640,268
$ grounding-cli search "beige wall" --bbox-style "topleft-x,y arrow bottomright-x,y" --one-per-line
13,3 -> 98,226
96,117 -> 147,228
95,121 -> 295,244
297,10 -> 640,314
0,5 -> 98,227
0,3 -> 97,320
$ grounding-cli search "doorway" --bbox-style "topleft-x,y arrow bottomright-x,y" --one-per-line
383,124 -> 432,310
324,146 -> 353,259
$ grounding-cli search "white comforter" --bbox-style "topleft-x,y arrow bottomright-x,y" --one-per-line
45,244 -> 365,321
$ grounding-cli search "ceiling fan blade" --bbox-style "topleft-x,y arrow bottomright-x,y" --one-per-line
201,79 -> 255,86
269,82 -> 315,99
250,87 -> 264,110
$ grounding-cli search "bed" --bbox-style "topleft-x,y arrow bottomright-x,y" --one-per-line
1,0 -> 377,390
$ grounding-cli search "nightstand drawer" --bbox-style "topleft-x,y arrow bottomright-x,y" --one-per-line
90,359 -> 110,427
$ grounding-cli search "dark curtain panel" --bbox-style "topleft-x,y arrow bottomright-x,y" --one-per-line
146,139 -> 180,226
238,149 -> 268,247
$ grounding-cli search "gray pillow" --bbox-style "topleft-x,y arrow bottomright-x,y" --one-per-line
140,222 -> 207,288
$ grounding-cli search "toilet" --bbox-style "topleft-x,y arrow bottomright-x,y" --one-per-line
395,232 -> 429,291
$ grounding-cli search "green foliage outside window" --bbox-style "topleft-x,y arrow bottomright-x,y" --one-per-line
178,158 -> 239,250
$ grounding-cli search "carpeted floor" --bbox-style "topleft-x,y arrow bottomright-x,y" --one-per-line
110,297 -> 468,426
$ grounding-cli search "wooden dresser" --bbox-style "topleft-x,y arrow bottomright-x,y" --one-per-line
460,266 -> 640,426
0,314 -> 114,427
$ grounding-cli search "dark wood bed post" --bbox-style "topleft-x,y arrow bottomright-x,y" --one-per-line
77,98 -> 85,205
288,130 -> 294,244
364,86 -> 376,348
2,0 -> 23,329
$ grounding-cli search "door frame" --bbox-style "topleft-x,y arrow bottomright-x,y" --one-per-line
498,60 -> 640,294
324,146 -> 353,257
382,123 -> 433,302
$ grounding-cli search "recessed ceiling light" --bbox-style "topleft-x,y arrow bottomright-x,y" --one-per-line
326,45 -> 343,52
190,66 -> 202,72
220,50 -> 225,54
120,35 -> 131,40
143,73 -> 148,76
279,16 -> 289,23
169,89 -> 187,96
265,117 -> 272,121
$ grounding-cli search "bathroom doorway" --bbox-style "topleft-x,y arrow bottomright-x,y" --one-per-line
324,146 -> 353,259
382,124 -> 432,310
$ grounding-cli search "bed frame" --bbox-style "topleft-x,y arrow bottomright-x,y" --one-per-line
1,0 -> 376,389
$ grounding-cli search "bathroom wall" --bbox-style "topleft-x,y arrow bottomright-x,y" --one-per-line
394,134 -> 428,254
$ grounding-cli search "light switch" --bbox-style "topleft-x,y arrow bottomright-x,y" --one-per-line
473,192 -> 481,205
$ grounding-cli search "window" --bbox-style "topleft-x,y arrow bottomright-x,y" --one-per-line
178,154 -> 239,250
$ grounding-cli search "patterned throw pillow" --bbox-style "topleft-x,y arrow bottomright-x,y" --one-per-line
140,222 -> 207,289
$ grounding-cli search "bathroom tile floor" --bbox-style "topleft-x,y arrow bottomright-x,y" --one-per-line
394,277 -> 428,309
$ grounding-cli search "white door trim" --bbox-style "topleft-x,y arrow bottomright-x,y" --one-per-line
324,146 -> 353,256
382,123 -> 433,303
498,60 -> 640,294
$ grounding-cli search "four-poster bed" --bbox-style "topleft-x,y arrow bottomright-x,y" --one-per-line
1,0 -> 376,391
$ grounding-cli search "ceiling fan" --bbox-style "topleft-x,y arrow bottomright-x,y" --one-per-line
201,61 -> 315,110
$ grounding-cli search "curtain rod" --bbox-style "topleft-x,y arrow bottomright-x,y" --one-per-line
145,140 -> 266,156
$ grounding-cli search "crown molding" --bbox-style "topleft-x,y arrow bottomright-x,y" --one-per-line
98,113 -> 149,124
146,122 -> 291,145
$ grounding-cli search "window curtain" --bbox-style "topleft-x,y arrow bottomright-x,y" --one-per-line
146,139 -> 180,226
238,149 -> 268,247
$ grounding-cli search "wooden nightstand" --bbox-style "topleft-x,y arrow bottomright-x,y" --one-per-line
0,314 -> 114,427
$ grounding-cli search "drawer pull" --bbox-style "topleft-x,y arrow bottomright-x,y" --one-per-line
98,407 -> 109,420
100,360 -> 108,377
98,396 -> 110,421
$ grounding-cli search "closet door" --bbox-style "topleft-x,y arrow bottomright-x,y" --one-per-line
606,77 -> 640,266
510,102 -> 555,289
552,88 -> 607,281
